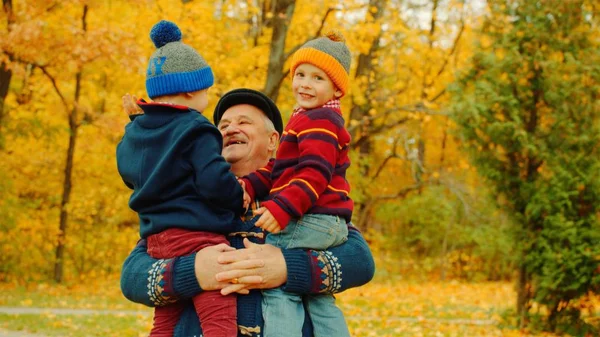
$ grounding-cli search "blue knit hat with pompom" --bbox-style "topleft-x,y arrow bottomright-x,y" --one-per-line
145,20 -> 214,99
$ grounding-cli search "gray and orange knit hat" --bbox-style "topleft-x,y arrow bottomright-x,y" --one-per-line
145,20 -> 214,99
289,31 -> 351,97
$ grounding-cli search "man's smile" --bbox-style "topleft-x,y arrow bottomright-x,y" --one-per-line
225,138 -> 247,148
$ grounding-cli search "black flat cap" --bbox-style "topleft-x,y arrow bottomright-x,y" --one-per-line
213,88 -> 283,135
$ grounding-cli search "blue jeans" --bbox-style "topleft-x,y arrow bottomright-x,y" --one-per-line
262,214 -> 350,337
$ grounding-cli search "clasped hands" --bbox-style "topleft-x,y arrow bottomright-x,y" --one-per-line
195,238 -> 287,296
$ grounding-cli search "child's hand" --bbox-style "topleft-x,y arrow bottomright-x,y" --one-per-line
122,93 -> 143,116
242,192 -> 251,212
253,207 -> 280,233
238,179 -> 251,211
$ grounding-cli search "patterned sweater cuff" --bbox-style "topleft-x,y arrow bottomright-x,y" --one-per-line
172,254 -> 203,298
280,249 -> 312,293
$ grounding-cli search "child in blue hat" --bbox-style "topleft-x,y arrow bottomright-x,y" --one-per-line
117,20 -> 244,337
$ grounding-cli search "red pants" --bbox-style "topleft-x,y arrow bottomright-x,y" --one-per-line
147,228 -> 237,337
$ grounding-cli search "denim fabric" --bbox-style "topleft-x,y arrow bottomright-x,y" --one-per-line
266,214 -> 348,250
262,214 -> 349,337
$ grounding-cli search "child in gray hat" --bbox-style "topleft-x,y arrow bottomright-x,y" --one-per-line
117,20 -> 244,337
240,32 -> 354,337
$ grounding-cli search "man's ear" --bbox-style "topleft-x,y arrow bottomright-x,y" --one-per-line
268,132 -> 279,153
334,88 -> 343,98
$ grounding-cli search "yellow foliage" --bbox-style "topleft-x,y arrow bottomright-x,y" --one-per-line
0,0 -> 484,286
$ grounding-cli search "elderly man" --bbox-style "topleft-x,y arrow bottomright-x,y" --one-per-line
120,88 -> 375,337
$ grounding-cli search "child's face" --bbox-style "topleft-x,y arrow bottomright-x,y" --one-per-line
292,63 -> 342,110
188,89 -> 209,113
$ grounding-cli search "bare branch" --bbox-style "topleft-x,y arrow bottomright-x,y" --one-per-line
351,116 -> 410,150
425,8 -> 466,102
39,66 -> 68,110
429,0 -> 439,46
370,137 -> 404,182
429,88 -> 446,103
371,183 -> 424,202
283,7 -> 337,60
347,103 -> 447,134
433,19 -> 465,80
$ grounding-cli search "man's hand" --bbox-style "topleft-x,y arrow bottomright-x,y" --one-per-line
253,207 -> 280,233
194,244 -> 237,291
122,93 -> 143,116
216,238 -> 287,295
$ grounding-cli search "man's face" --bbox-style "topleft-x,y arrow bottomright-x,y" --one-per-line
218,104 -> 278,170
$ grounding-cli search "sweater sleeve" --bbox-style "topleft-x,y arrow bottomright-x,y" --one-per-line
241,158 -> 275,201
120,239 -> 202,307
187,121 -> 244,215
280,224 -> 375,294
262,111 -> 340,227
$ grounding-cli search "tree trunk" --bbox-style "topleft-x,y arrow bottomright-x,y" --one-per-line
0,61 -> 10,141
348,0 -> 386,231
54,5 -> 87,283
439,219 -> 451,281
516,258 -> 531,328
54,100 -> 79,283
1,0 -> 14,144
263,0 -> 295,101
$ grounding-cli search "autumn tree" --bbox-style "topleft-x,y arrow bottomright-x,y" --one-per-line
262,0 -> 295,101
0,0 -> 145,283
0,0 -> 512,285
450,0 -> 600,332
341,0 -> 472,233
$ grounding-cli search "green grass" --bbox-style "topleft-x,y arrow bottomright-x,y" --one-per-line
0,280 -> 153,336
0,279 -> 576,337
0,313 -> 504,337
0,282 -> 139,310
0,313 -> 150,337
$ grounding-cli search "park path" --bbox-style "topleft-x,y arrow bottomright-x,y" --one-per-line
0,328 -> 47,337
0,307 -> 150,337
0,306 -> 150,316
0,306 -> 497,325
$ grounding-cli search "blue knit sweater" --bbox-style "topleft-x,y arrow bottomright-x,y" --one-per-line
120,202 -> 375,337
116,102 -> 244,239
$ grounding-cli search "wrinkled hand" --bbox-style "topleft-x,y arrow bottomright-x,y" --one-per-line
122,93 -> 143,116
253,207 -> 280,233
216,238 -> 287,295
194,244 -> 240,291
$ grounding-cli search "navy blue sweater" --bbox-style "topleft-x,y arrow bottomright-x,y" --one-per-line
120,201 -> 375,337
116,102 -> 244,238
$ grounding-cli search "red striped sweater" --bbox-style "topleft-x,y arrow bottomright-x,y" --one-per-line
242,101 -> 353,229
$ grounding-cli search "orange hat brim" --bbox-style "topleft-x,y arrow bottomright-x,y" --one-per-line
290,48 -> 349,97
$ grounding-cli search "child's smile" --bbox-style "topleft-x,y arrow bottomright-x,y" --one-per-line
292,63 -> 340,110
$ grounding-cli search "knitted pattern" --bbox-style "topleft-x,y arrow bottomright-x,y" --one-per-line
147,258 -> 178,306
145,20 -> 214,98
309,250 -> 343,293
242,103 -> 353,228
120,225 -> 375,337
